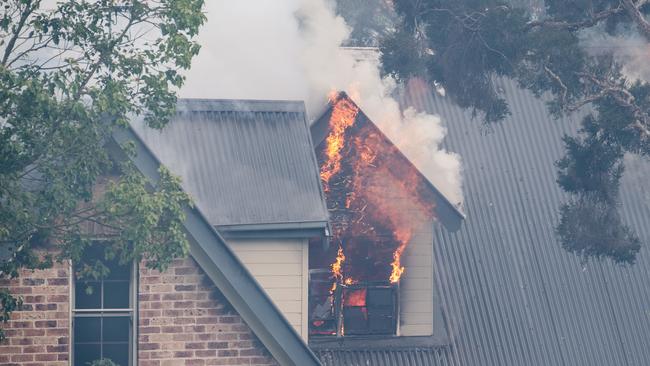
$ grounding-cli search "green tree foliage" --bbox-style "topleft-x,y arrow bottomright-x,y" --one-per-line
336,0 -> 397,47
382,0 -> 650,264
0,0 -> 204,339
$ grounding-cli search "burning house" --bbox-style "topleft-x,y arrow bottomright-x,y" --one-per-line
308,93 -> 464,339
5,76 -> 649,366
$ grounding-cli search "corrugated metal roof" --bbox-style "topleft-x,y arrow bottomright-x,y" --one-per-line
395,78 -> 650,366
131,99 -> 329,230
314,346 -> 456,366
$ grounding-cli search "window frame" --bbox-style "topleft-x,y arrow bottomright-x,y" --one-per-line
70,258 -> 138,366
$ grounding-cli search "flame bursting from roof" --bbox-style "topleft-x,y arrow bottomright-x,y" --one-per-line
320,97 -> 359,193
320,93 -> 435,284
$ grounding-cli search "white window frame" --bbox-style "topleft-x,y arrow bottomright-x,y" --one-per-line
70,259 -> 138,366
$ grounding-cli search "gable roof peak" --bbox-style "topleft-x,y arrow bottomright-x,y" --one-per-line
312,91 -> 465,231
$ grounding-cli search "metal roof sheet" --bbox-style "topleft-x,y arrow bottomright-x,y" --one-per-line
131,99 -> 329,230
395,78 -> 650,366
314,346 -> 456,366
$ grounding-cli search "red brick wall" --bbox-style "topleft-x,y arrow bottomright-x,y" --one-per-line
1,255 -> 280,366
138,257 -> 279,366
0,262 -> 70,366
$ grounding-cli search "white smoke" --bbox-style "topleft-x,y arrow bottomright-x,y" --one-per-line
581,30 -> 650,83
181,0 -> 463,205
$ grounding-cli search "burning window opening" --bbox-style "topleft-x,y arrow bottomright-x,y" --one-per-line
309,267 -> 399,337
309,93 -> 438,338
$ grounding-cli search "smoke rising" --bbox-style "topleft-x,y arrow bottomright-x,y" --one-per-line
181,0 -> 463,205
581,29 -> 650,82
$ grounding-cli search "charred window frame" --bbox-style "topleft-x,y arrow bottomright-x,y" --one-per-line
71,244 -> 137,366
309,269 -> 399,337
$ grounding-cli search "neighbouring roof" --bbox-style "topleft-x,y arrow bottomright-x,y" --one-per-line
311,337 -> 455,366
131,99 -> 329,236
396,78 -> 650,366
314,346 -> 455,366
311,92 -> 465,232
108,125 -> 322,366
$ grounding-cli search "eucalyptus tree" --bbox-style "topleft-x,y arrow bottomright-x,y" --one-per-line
382,0 -> 650,264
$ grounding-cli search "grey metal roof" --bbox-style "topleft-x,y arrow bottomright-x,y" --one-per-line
109,125 -> 322,366
314,346 -> 456,366
395,79 -> 650,366
131,99 -> 329,232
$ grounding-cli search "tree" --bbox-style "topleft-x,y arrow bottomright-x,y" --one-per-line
336,0 -> 397,47
0,0 -> 205,339
381,0 -> 650,264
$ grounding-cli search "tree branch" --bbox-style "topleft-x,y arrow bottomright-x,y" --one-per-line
1,0 -> 36,66
544,65 -> 568,105
527,5 -> 624,31
576,71 -> 650,139
621,0 -> 650,40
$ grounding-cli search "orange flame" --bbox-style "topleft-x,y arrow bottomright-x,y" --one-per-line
344,288 -> 367,307
319,93 -> 434,285
389,245 -> 407,283
319,95 -> 359,192
330,245 -> 346,292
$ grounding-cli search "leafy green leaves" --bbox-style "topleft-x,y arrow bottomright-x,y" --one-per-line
0,0 -> 204,340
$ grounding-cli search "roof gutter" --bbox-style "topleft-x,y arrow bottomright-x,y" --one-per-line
217,221 -> 328,239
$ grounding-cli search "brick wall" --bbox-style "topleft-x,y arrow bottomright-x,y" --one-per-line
0,262 -> 70,366
138,257 -> 279,366
0,255 -> 280,366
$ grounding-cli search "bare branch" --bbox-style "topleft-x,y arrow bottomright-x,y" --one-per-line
526,5 -> 624,31
1,0 -> 36,66
544,65 -> 568,105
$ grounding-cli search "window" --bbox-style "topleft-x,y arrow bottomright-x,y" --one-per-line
72,245 -> 136,366
308,269 -> 399,337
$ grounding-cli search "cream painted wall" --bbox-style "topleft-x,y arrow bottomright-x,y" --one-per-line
226,238 -> 309,341
400,222 -> 435,336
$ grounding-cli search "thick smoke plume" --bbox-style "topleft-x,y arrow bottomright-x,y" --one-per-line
181,0 -> 463,205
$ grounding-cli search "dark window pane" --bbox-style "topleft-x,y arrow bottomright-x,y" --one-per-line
74,316 -> 101,343
103,281 -> 130,309
74,343 -> 101,366
106,260 -> 131,281
103,343 -> 129,366
103,316 -> 130,342
75,281 -> 101,309
80,244 -> 104,264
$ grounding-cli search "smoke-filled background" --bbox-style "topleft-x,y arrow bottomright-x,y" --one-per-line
180,0 -> 464,206
581,28 -> 650,83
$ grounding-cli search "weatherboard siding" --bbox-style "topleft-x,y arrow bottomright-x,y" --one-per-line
227,238 -> 309,341
400,223 -> 435,336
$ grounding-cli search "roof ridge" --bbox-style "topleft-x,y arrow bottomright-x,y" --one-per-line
176,98 -> 306,113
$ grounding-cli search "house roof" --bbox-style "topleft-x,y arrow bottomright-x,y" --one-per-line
314,346 -> 455,366
396,78 -> 650,366
311,78 -> 650,366
311,92 -> 465,232
131,99 -> 329,237
311,337 -> 455,366
108,124 -> 322,366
